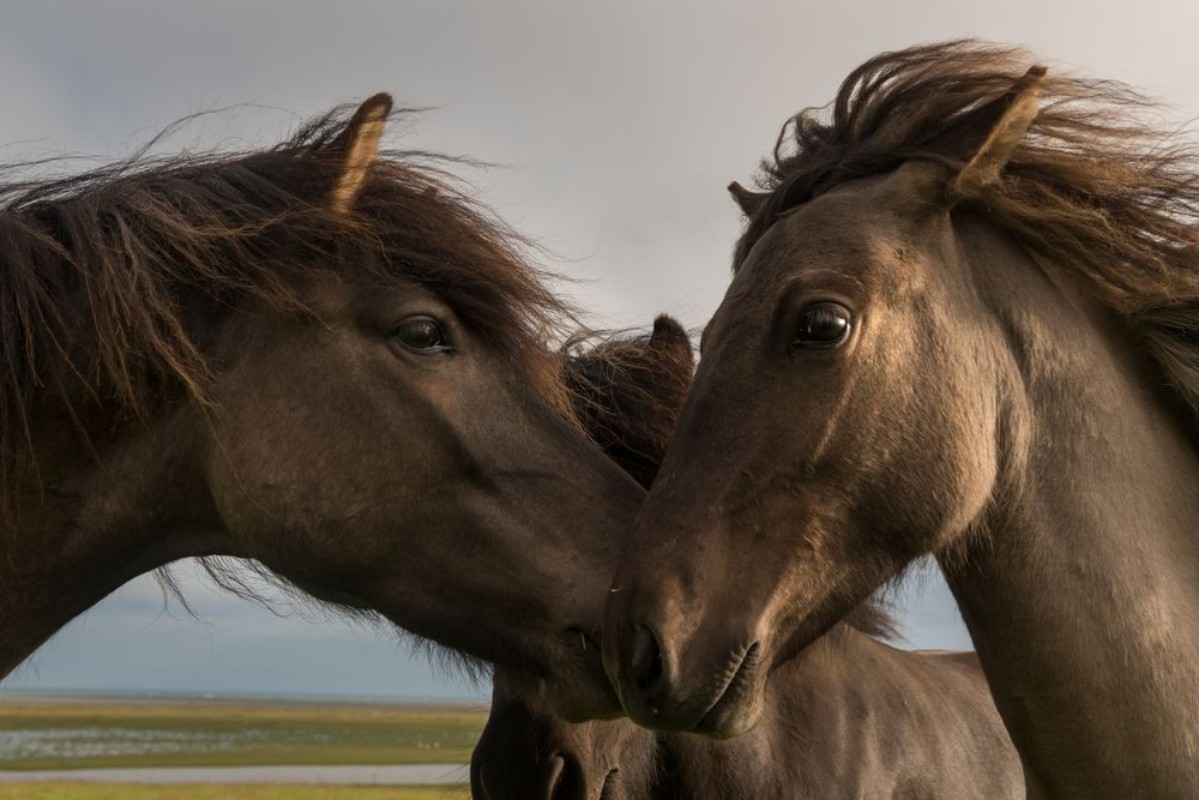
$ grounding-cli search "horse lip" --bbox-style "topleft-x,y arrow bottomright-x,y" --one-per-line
695,641 -> 761,734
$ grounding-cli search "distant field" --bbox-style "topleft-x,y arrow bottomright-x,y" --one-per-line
0,784 -> 467,799
0,700 -> 487,771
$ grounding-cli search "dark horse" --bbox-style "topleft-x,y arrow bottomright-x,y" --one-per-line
474,317 -> 1019,799
0,94 -> 645,718
604,41 -> 1199,796
477,648 -> 1019,800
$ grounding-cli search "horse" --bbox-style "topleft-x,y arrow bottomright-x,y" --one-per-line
0,93 -> 646,720
474,317 -> 1020,800
602,41 -> 1199,797
476,646 -> 1020,800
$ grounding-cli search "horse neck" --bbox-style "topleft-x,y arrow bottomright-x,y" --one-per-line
0,400 -> 232,675
942,224 -> 1199,797
660,630 -> 1019,799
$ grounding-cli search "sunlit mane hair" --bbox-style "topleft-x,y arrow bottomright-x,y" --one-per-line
564,317 -> 695,491
736,39 -> 1199,414
0,104 -> 580,500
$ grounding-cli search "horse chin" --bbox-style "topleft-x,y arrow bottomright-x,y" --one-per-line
544,659 -> 625,721
546,671 -> 623,724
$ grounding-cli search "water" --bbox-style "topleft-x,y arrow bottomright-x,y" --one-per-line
0,764 -> 469,784
0,728 -> 295,760
0,691 -> 480,781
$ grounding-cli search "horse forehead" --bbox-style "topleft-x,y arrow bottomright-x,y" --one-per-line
741,207 -> 904,292
305,269 -> 433,320
747,172 -> 945,287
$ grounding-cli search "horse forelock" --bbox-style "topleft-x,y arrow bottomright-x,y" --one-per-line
733,37 -> 1199,441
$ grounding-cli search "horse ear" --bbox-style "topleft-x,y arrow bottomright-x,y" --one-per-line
728,181 -> 768,218
650,315 -> 695,370
328,92 -> 393,214
948,66 -> 1046,202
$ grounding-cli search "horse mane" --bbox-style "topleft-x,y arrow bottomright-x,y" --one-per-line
736,39 -> 1199,417
0,102 -> 580,506
564,316 -> 695,491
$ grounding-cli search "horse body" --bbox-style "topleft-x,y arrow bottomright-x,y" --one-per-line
667,636 -> 1020,800
477,626 -> 1021,799
604,42 -> 1199,796
0,95 -> 643,719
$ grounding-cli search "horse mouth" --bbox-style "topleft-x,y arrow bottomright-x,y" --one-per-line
696,641 -> 761,736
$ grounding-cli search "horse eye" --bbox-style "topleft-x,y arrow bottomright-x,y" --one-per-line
790,302 -> 852,352
393,316 -> 451,352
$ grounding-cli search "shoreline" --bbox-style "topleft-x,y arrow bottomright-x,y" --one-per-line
0,690 -> 486,711
0,764 -> 469,785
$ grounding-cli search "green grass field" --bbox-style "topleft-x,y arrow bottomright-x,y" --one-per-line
0,784 -> 468,800
0,700 -> 487,771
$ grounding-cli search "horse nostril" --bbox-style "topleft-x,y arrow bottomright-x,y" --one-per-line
598,768 -> 621,800
544,754 -> 566,800
547,752 -> 588,800
630,624 -> 665,696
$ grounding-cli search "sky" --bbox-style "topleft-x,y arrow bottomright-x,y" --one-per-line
3,0 -> 1199,700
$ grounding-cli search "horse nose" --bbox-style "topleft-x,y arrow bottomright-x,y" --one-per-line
616,619 -> 685,723
472,753 -> 583,800
609,605 -> 763,732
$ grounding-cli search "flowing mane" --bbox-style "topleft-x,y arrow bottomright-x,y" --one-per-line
0,105 -> 578,495
736,39 -> 1199,416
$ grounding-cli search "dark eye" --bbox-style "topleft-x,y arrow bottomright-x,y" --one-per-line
393,316 -> 452,353
789,302 -> 852,353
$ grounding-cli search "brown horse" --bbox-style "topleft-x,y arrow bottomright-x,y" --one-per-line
0,93 -> 646,719
603,41 -> 1199,797
476,318 -> 1019,799
476,645 -> 1020,800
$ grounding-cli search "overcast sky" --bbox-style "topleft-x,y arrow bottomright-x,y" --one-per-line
3,0 -> 1198,700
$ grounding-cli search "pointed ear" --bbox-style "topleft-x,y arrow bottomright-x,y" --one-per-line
948,66 -> 1046,202
728,181 -> 769,218
328,93 -> 393,214
650,314 -> 695,370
